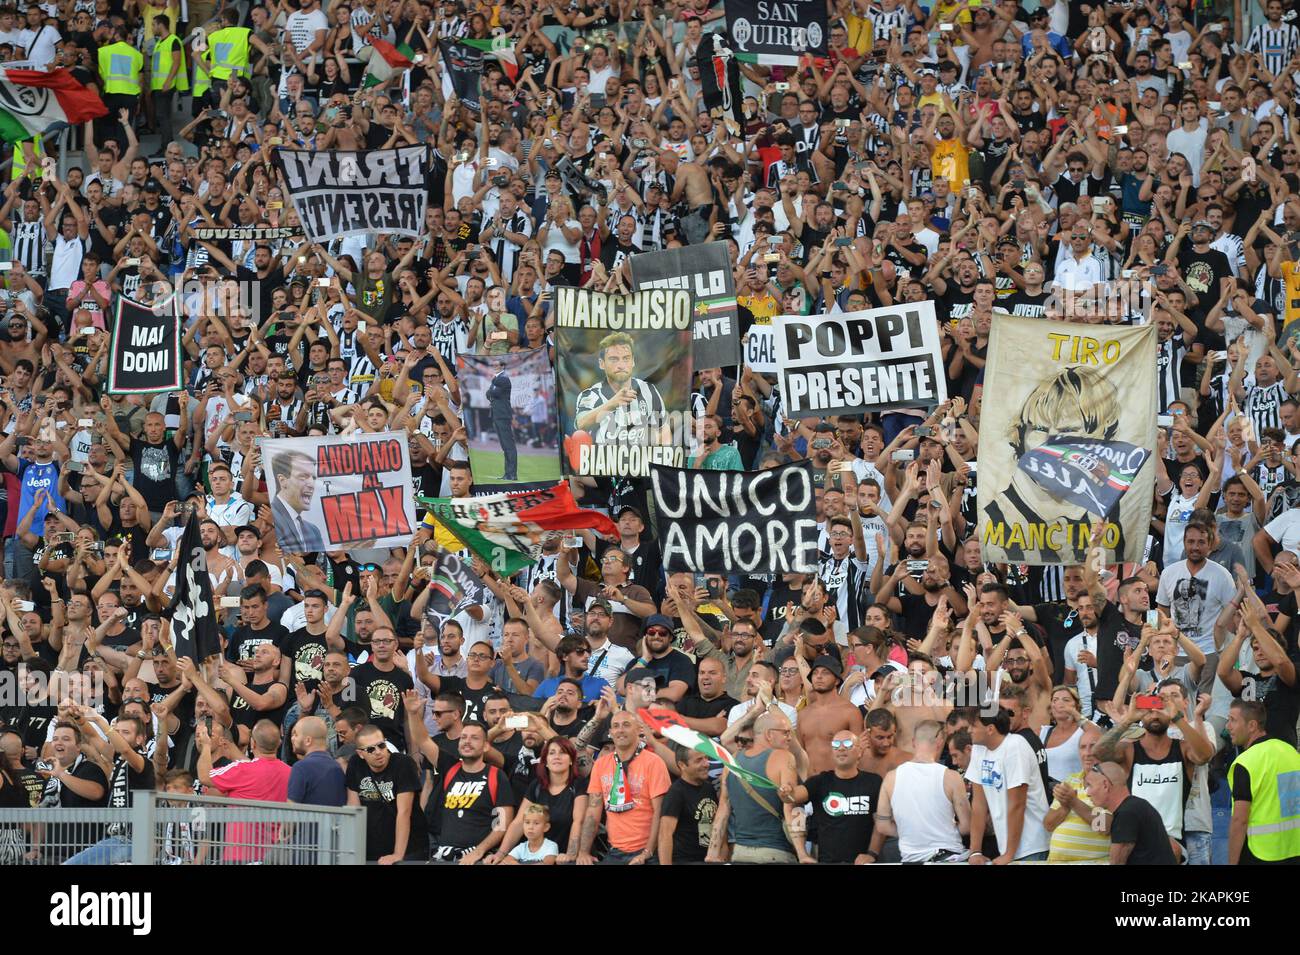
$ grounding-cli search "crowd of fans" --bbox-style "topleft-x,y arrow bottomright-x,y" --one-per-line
0,0 -> 1298,867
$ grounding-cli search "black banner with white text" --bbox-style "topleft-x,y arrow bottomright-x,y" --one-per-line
107,295 -> 182,394
273,146 -> 429,244
630,241 -> 741,368
724,0 -> 828,65
650,461 -> 819,573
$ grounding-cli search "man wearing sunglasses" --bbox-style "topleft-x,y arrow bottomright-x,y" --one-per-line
345,722 -> 427,864
556,545 -> 656,651
616,615 -> 695,703
778,729 -> 881,864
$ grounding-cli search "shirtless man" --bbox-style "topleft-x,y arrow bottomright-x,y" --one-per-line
859,708 -> 911,777
0,307 -> 48,374
797,656 -> 865,774
988,610 -> 1052,729
884,655 -> 953,752
664,151 -> 717,244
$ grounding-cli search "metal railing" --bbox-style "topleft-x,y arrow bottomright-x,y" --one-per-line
0,791 -> 366,865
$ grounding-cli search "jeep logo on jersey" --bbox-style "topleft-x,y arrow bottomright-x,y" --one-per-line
823,793 -> 872,816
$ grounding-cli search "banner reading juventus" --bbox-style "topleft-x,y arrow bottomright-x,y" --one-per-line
650,461 -> 819,573
456,347 -> 561,492
190,226 -> 301,240
108,295 -> 182,394
630,242 -> 741,369
774,301 -> 946,416
554,286 -> 693,477
274,146 -> 428,244
977,316 -> 1156,565
725,0 -> 828,65
260,432 -> 417,553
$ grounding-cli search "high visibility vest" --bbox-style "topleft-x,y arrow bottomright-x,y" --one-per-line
11,135 -> 42,181
1230,737 -> 1300,862
151,33 -> 189,92
192,48 -> 212,99
205,27 -> 251,81
98,41 -> 144,95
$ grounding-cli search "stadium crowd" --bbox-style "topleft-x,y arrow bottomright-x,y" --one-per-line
0,0 -> 1300,867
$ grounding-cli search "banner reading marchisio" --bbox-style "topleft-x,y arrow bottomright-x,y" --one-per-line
273,146 -> 428,244
650,461 -> 819,573
554,286 -> 693,477
108,294 -> 182,394
774,301 -> 946,417
977,316 -> 1156,565
260,433 -> 416,553
630,241 -> 741,369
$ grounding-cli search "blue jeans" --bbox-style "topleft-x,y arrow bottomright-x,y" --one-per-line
1184,831 -> 1211,866
1017,850 -> 1049,862
64,834 -> 131,865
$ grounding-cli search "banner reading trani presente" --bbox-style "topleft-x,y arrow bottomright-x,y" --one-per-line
274,146 -> 428,244
108,295 -> 181,394
553,286 -> 693,477
456,347 -> 561,492
725,0 -> 828,65
630,242 -> 741,368
774,301 -> 946,417
650,461 -> 819,573
260,433 -> 416,553
977,316 -> 1156,566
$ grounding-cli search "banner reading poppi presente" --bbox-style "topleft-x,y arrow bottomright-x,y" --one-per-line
553,286 -> 694,477
259,433 -> 416,553
977,316 -> 1157,566
456,347 -> 561,493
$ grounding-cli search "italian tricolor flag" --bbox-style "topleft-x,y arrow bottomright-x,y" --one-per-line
0,68 -> 106,144
639,708 -> 776,789
461,35 -> 519,83
361,38 -> 415,88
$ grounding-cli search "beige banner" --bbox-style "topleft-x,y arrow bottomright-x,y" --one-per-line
977,316 -> 1156,565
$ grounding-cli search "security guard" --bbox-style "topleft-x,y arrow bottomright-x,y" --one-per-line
1227,698 -> 1300,865
202,7 -> 258,106
96,24 -> 144,148
148,13 -> 188,147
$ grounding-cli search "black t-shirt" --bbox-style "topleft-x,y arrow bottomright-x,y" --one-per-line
760,578 -> 804,645
1237,670 -> 1300,748
127,436 -> 181,512
661,777 -> 718,863
282,627 -> 329,691
498,733 -> 539,801
44,757 -> 108,807
522,778 -> 580,851
345,751 -> 428,860
677,693 -> 740,724
897,591 -> 940,639
1110,794 -> 1177,864
804,769 -> 882,864
432,763 -> 515,851
436,675 -> 499,725
643,650 -> 697,696
1176,246 -> 1233,320
106,750 -> 156,810
229,679 -> 287,732
549,706 -> 595,739
1094,601 -> 1144,704
348,662 -> 416,752
225,622 -> 290,663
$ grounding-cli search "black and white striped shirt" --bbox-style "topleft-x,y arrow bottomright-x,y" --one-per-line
868,5 -> 910,42
486,210 -> 532,281
11,218 -> 44,276
1156,331 -> 1187,413
1243,378 -> 1288,434
1246,21 -> 1300,76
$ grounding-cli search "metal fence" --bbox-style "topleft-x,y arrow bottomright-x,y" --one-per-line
0,791 -> 366,865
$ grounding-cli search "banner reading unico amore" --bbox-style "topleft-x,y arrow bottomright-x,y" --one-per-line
260,433 -> 417,552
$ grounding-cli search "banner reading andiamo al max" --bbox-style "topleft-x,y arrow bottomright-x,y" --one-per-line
259,432 -> 417,553
977,316 -> 1156,566
774,302 -> 946,417
273,146 -> 428,244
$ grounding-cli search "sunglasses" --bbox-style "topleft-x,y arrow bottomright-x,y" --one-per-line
644,628 -> 671,637
830,738 -> 855,750
359,564 -> 379,572
359,743 -> 386,753
779,667 -> 800,675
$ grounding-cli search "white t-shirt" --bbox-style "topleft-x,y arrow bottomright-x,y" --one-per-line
1264,509 -> 1300,555
966,733 -> 1051,859
540,218 -> 582,264
727,699 -> 799,728
1062,629 -> 1098,718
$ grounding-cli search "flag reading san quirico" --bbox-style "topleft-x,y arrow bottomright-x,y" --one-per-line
554,285 -> 694,478
774,301 -> 947,417
272,145 -> 428,244
259,432 -> 417,553
977,315 -> 1156,566
107,294 -> 182,394
724,0 -> 828,66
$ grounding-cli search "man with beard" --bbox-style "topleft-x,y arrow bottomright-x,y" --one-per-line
989,613 -> 1053,731
797,657 -> 865,775
1157,519 -> 1236,667
680,608 -> 761,702
63,710 -> 154,864
541,678 -> 597,740
573,331 -> 672,448
1217,603 -> 1300,747
1093,679 -> 1215,860
1012,565 -> 1091,695
348,628 -> 415,752
575,598 -> 633,686
926,252 -> 978,324
415,639 -> 501,725
221,643 -> 289,746
534,635 -> 608,702
428,721 -> 516,864
659,748 -> 718,866
482,693 -> 551,797
617,615 -> 695,702
1061,591 -> 1103,719
557,547 -> 656,650
281,650 -> 351,758
1084,523 -> 1153,714
876,552 -> 966,639
781,729 -> 882,864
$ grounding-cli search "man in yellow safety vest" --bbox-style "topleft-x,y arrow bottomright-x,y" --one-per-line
148,13 -> 187,147
96,24 -> 144,149
1228,699 -> 1300,865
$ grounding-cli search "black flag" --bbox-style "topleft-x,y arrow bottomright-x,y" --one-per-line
696,32 -> 745,137
168,516 -> 221,663
438,39 -> 483,113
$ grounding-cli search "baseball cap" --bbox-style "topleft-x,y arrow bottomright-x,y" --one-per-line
614,505 -> 643,522
623,666 -> 662,686
235,524 -> 261,538
811,655 -> 844,681
1192,219 -> 1215,232
642,613 -> 675,633
871,662 -> 907,680
586,597 -> 613,615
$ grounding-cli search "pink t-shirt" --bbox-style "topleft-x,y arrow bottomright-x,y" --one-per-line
207,757 -> 292,862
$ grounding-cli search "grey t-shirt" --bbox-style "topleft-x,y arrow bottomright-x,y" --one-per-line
1156,560 -> 1237,653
